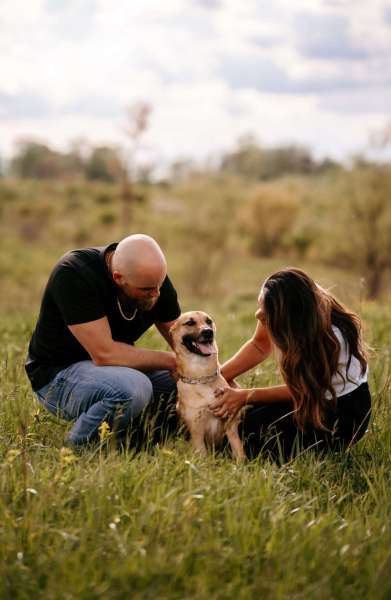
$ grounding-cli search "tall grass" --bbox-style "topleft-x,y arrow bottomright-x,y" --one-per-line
0,305 -> 390,599
1,177 -> 390,597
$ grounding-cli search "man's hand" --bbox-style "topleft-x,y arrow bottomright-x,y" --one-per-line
165,353 -> 178,378
209,387 -> 248,419
155,320 -> 177,349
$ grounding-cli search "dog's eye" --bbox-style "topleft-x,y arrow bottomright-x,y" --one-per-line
206,318 -> 213,325
185,319 -> 196,326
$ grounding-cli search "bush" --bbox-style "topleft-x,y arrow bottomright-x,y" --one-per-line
99,211 -> 117,225
240,185 -> 301,257
321,166 -> 391,299
95,192 -> 113,205
0,182 -> 18,202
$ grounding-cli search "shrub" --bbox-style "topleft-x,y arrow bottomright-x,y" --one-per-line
95,192 -> 113,205
0,182 -> 18,202
99,211 -> 117,225
322,166 -> 391,299
240,185 -> 301,257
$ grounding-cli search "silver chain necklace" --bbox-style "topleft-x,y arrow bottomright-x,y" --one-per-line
107,251 -> 138,321
116,298 -> 138,321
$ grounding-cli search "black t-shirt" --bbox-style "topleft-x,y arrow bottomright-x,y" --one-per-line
25,243 -> 181,391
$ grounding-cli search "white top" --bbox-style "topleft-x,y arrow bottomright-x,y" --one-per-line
325,326 -> 368,399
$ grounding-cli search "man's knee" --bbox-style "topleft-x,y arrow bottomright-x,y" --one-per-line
148,369 -> 177,399
102,367 -> 153,417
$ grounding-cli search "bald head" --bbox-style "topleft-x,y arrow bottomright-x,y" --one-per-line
111,234 -> 167,288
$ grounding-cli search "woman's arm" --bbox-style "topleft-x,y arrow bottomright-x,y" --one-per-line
211,320 -> 287,417
247,385 -> 292,403
221,321 -> 273,382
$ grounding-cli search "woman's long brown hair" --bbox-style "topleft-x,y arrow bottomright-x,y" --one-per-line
262,268 -> 367,431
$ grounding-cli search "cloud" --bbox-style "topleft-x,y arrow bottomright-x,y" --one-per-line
220,54 -> 289,92
319,88 -> 391,114
250,34 -> 283,48
0,0 -> 390,164
384,6 -> 391,26
0,91 -> 51,119
45,0 -> 97,40
63,95 -> 122,118
219,53 -> 371,94
295,12 -> 371,60
192,0 -> 222,9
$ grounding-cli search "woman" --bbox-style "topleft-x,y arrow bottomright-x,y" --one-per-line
210,268 -> 371,462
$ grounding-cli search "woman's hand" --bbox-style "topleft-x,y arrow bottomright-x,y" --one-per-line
209,387 -> 249,419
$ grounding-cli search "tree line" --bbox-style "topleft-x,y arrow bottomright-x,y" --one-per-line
2,135 -> 341,183
4,141 -> 124,182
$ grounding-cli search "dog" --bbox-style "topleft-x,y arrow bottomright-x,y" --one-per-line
170,311 -> 245,461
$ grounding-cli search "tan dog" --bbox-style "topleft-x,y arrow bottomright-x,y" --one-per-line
170,311 -> 245,461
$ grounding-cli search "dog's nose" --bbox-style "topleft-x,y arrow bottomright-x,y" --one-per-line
201,328 -> 214,340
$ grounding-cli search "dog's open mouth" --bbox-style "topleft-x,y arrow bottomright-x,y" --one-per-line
182,333 -> 217,357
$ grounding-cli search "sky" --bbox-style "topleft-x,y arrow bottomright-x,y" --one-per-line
1,0 -> 391,169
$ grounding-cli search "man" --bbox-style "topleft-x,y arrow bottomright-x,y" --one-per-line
25,234 -> 180,450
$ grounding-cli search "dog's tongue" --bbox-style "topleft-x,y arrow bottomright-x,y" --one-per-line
195,341 -> 217,356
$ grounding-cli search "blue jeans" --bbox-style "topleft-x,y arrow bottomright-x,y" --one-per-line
35,360 -> 177,447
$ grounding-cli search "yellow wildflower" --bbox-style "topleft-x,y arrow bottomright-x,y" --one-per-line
98,420 -> 111,442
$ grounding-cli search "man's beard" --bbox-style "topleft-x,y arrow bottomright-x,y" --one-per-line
120,290 -> 158,311
134,297 -> 158,311
117,285 -> 158,312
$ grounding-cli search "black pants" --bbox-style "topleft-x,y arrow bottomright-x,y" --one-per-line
241,382 -> 372,463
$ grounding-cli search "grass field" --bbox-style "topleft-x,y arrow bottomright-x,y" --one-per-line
1,297 -> 390,599
1,178 -> 391,598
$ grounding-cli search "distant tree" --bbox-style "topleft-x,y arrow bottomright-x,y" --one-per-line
369,120 -> 391,149
136,163 -> 155,185
10,139 -> 84,179
220,135 -> 317,180
351,155 -> 378,169
63,149 -> 85,178
120,101 -> 152,232
69,137 -> 90,162
85,146 -> 123,182
315,158 -> 341,173
263,145 -> 315,179
331,166 -> 391,299
169,159 -> 195,183
220,135 -> 264,179
11,140 -> 58,178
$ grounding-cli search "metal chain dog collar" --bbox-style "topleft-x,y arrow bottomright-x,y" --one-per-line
178,370 -> 220,385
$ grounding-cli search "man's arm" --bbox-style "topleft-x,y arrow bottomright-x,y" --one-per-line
221,321 -> 273,382
155,320 -> 177,349
68,317 -> 176,371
